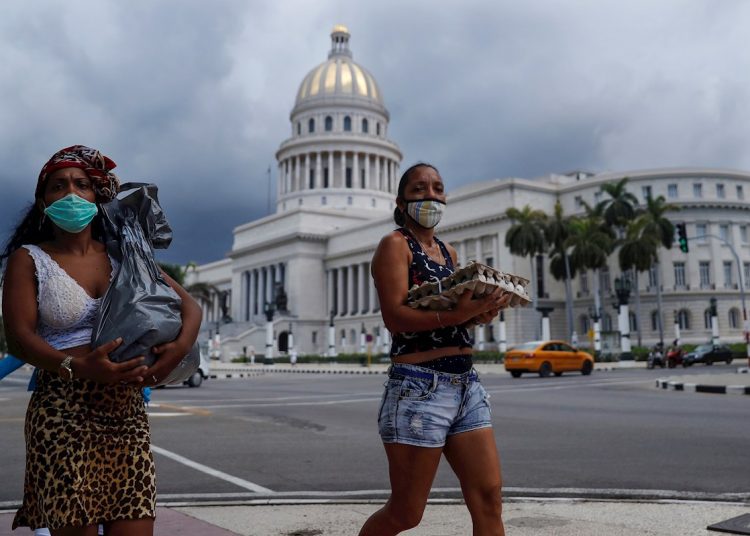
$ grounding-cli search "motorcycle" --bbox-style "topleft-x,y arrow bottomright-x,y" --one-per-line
666,346 -> 685,368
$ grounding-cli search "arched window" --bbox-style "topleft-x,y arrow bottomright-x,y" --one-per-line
343,116 -> 352,131
677,309 -> 690,330
297,122 -> 301,135
650,310 -> 660,331
325,116 -> 333,131
308,118 -> 315,133
729,308 -> 740,329
340,329 -> 346,341
704,308 -> 713,329
376,123 -> 381,136
629,312 -> 637,332
362,118 -> 369,133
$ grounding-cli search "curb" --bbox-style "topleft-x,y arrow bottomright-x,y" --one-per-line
210,368 -> 387,379
656,379 -> 750,395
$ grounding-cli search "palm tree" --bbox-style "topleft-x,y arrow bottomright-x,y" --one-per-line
565,214 -> 615,352
505,205 -> 547,338
637,195 -> 679,346
619,218 -> 658,347
545,200 -> 576,341
601,177 -> 639,229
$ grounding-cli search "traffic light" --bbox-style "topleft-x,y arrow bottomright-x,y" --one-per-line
676,222 -> 689,253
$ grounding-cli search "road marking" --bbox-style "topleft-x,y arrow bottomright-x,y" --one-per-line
197,397 -> 380,409
486,378 -> 651,394
151,402 -> 212,416
150,444 -> 273,493
147,412 -> 190,417
163,392 -> 382,404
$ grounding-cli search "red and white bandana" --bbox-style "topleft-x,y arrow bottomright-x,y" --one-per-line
36,145 -> 120,201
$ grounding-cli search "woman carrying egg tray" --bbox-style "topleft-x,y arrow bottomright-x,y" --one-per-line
359,163 -> 511,536
1,145 -> 201,536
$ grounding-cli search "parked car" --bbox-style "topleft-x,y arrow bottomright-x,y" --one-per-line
682,344 -> 733,366
184,348 -> 211,387
504,340 -> 594,378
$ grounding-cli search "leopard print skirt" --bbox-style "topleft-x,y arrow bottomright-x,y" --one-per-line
13,369 -> 155,530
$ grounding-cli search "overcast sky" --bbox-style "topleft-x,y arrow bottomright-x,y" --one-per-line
2,0 -> 749,265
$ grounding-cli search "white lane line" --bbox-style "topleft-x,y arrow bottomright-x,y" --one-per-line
199,397 -> 380,409
163,393 -> 380,404
486,379 -> 651,394
151,444 -> 273,493
147,412 -> 189,417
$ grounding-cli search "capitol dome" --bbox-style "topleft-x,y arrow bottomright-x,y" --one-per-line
276,25 -> 402,215
293,25 -> 385,113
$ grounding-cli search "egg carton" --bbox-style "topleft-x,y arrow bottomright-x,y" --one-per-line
407,261 -> 531,310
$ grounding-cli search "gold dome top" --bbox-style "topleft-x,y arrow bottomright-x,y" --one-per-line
294,27 -> 384,106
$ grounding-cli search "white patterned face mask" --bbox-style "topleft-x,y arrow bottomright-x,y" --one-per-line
405,198 -> 446,229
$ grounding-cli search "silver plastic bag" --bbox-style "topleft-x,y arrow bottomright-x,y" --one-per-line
92,182 -> 198,385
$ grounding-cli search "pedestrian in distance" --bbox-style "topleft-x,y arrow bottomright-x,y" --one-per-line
1,145 -> 202,536
358,163 -> 511,536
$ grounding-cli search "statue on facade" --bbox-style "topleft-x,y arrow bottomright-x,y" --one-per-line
219,289 -> 232,323
274,282 -> 288,313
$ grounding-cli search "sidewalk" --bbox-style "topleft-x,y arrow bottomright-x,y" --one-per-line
4,499 -> 748,535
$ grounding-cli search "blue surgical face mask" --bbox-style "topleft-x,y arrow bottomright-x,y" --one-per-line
43,194 -> 98,234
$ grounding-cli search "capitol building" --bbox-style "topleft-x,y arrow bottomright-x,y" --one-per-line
187,26 -> 750,359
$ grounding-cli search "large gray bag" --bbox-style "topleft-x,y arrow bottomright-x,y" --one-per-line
92,182 -> 199,386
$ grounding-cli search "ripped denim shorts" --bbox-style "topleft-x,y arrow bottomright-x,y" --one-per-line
377,363 -> 492,448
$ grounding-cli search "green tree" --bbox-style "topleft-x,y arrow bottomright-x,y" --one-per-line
636,195 -> 679,346
601,177 -> 639,229
505,205 -> 547,337
545,200 -> 576,341
618,218 -> 657,347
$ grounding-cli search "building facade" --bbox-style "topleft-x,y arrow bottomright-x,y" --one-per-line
188,27 -> 750,359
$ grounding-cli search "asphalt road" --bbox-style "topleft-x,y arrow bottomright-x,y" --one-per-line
1,365 -> 748,505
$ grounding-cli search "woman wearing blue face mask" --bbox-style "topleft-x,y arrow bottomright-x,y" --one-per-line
1,145 -> 201,536
359,163 -> 511,536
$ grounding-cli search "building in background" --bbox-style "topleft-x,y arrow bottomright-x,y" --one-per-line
187,26 -> 750,359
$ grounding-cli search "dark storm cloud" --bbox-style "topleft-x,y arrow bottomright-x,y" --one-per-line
2,0 -> 749,264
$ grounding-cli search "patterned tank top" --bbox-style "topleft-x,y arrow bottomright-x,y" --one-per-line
390,228 -> 474,357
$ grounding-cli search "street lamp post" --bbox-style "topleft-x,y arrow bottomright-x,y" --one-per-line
263,301 -> 275,365
614,276 -> 632,360
588,306 -> 602,358
327,310 -> 337,358
710,297 -> 720,346
536,306 -> 554,341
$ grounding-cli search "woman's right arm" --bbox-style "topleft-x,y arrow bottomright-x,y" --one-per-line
372,232 -> 498,333
1,249 -> 146,383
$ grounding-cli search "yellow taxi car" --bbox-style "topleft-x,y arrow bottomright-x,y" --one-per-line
504,340 -> 594,378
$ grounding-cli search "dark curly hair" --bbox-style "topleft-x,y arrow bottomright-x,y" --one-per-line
393,162 -> 440,226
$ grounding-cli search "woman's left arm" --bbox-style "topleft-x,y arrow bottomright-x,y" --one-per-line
143,272 -> 203,384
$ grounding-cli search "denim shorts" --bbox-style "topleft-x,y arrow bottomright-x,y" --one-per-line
377,363 -> 492,448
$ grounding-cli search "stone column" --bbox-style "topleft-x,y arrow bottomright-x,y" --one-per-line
459,241 -> 467,267
364,154 -> 370,189
492,234 -> 499,268
295,155 -> 301,191
303,154 -> 310,190
498,312 -> 507,353
278,163 -> 284,195
327,270 -> 335,317
353,152 -> 359,189
368,263 -> 376,313
347,264 -> 355,315
328,152 -> 333,188
475,237 -> 482,264
358,262 -> 366,314
315,152 -> 322,189
337,267 -> 345,316
375,156 -> 381,191
249,269 -> 256,320
340,152 -> 346,188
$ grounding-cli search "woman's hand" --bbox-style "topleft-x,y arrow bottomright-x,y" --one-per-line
453,287 -> 511,324
142,338 -> 192,386
74,338 -> 148,384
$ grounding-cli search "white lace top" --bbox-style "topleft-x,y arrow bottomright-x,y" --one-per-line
22,244 -> 117,351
